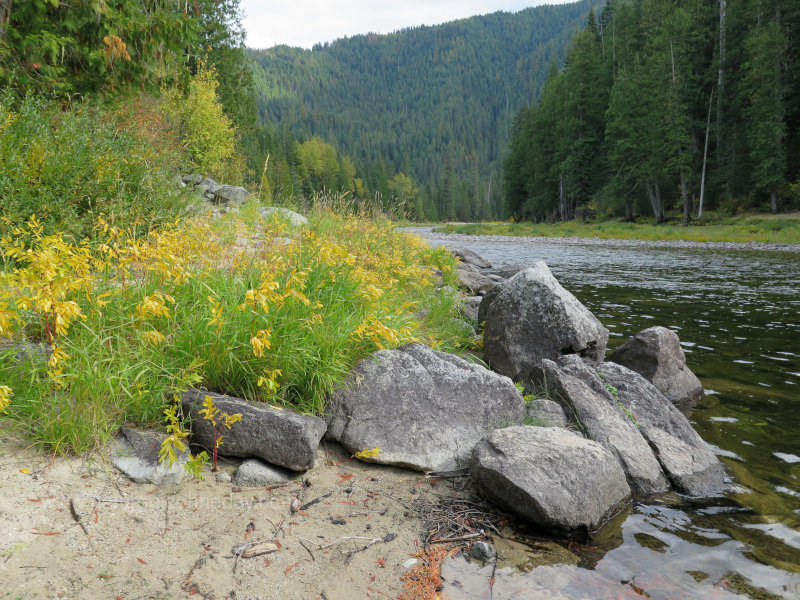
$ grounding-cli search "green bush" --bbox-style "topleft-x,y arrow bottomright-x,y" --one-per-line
0,94 -> 191,239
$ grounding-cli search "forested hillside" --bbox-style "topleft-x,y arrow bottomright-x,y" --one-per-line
247,1 -> 595,220
503,0 -> 800,223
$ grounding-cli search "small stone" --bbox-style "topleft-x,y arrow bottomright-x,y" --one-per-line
402,558 -> 419,570
233,459 -> 291,487
468,541 -> 496,562
215,472 -> 232,484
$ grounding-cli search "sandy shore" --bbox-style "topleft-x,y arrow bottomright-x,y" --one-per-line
0,426 -> 460,600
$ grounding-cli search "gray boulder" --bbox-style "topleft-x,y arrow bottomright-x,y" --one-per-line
477,284 -> 502,326
182,389 -> 326,471
182,173 -> 202,185
213,184 -> 248,206
472,426 -> 631,533
112,428 -> 189,485
599,361 -> 725,496
483,263 -> 608,381
0,342 -> 53,367
259,206 -> 309,227
539,356 -> 669,494
233,459 -> 292,487
525,399 -> 569,428
461,296 -> 483,322
609,326 -> 704,407
199,177 -> 220,194
326,343 -> 525,472
456,263 -> 496,295
489,264 -> 526,279
451,247 -> 492,269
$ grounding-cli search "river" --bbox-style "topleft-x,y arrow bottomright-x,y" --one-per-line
406,228 -> 800,600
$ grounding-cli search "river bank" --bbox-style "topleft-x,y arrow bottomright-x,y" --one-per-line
405,226 -> 800,253
432,213 -> 800,248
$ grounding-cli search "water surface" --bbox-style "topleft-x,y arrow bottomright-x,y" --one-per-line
410,229 -> 800,600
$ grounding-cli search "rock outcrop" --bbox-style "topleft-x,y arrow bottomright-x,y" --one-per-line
539,355 -> 669,494
182,389 -> 326,472
599,362 -> 725,496
456,263 -> 496,295
326,343 -> 525,472
609,326 -> 704,407
471,426 -> 631,532
483,262 -> 609,380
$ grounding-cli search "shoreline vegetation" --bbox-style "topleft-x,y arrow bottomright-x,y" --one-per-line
434,213 -> 800,245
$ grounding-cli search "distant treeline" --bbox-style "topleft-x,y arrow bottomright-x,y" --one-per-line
503,0 -> 800,223
246,1 -> 595,220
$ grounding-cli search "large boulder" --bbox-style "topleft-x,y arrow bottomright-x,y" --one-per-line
539,356 -> 669,494
259,206 -> 308,227
483,263 -> 609,380
461,296 -> 483,322
112,428 -> 190,485
326,343 -> 525,472
477,284 -> 502,325
182,389 -> 326,471
599,362 -> 725,496
609,326 -> 704,407
456,263 -> 496,295
472,426 -> 631,533
213,185 -> 248,206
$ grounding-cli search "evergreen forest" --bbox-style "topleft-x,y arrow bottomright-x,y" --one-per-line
503,0 -> 800,223
247,1 -> 595,221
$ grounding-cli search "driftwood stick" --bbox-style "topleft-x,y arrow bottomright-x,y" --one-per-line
430,531 -> 484,544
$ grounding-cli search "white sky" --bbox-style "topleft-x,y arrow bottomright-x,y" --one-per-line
240,1 -> 576,49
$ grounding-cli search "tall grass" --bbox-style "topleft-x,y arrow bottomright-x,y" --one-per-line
439,214 -> 800,244
0,202 -> 469,453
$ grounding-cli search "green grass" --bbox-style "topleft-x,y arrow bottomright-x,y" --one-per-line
0,200 -> 472,454
438,213 -> 800,244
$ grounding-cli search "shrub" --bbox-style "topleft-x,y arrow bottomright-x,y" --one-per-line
162,63 -> 243,183
0,203 -> 468,453
0,94 -> 191,240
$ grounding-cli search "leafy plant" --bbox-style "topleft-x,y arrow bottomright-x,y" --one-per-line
199,395 -> 242,472
618,403 -> 639,428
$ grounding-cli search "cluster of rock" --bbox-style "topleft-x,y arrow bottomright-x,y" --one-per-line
177,173 -> 248,210
109,238 -> 723,535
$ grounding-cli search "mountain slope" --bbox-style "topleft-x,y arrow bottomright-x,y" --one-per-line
248,1 -> 595,216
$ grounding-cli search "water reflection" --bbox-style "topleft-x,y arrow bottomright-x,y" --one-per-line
406,229 -> 800,599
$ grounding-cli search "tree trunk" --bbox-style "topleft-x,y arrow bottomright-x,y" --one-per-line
699,87 -> 713,217
681,173 -> 690,225
771,190 -> 777,214
559,173 -> 567,222
0,0 -> 11,42
654,180 -> 663,224
717,0 -> 726,145
625,197 -> 633,221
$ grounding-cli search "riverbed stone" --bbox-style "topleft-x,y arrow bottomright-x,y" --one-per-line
451,246 -> 492,269
538,355 -> 669,494
471,426 -> 631,532
599,361 -> 725,496
461,296 -> 483,321
182,389 -> 326,471
525,398 -> 569,428
233,459 -> 292,487
456,263 -> 496,295
609,326 -> 705,407
259,206 -> 308,227
483,262 -> 609,380
326,343 -> 525,472
112,428 -> 190,485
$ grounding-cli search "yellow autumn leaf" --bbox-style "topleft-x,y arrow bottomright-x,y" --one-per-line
354,447 -> 381,459
20,468 -> 31,474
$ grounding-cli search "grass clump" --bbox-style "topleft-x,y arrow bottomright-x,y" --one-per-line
0,202 -> 468,453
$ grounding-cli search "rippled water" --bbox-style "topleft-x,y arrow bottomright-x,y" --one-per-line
408,229 -> 800,600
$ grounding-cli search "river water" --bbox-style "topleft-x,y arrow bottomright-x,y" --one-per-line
407,228 -> 800,600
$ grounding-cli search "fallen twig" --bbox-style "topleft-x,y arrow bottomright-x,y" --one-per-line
430,531 -> 484,544
296,537 -> 316,561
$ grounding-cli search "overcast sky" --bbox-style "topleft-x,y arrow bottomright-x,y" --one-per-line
240,1 -> 575,50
